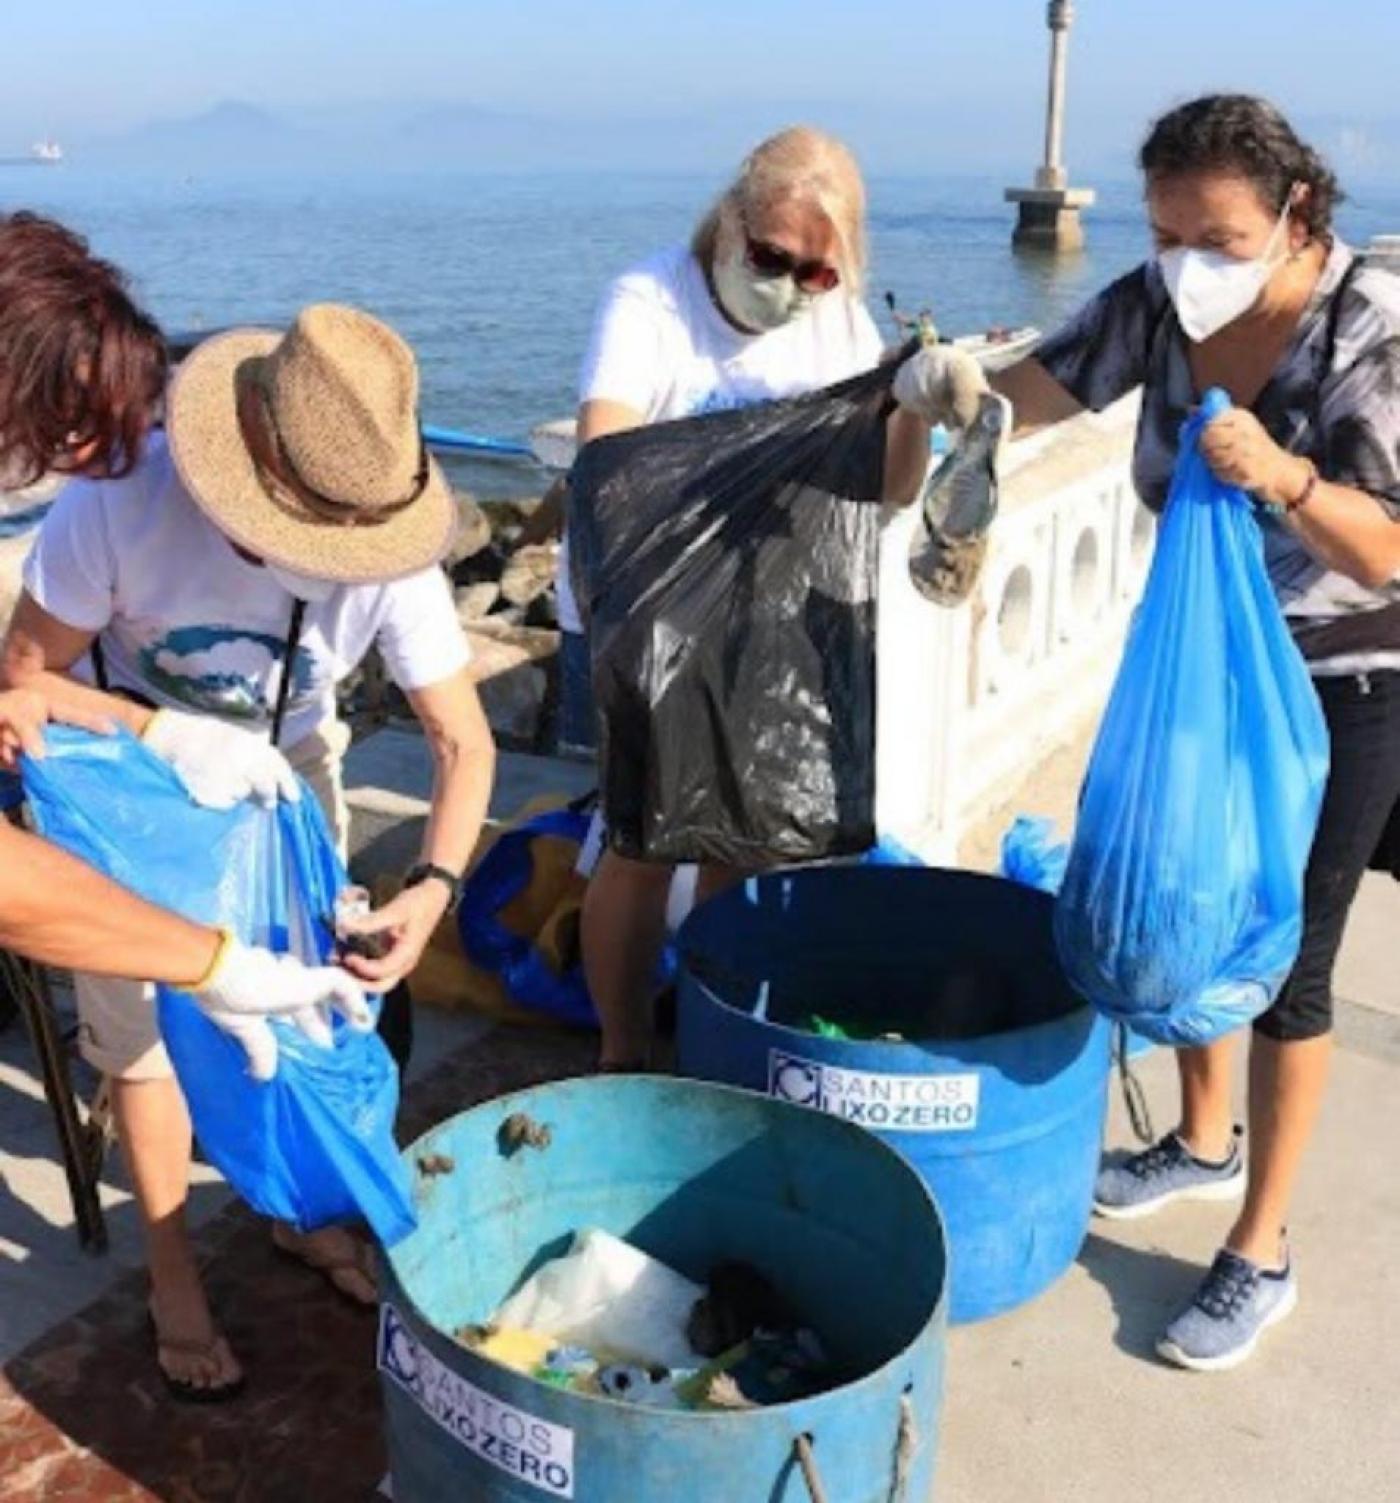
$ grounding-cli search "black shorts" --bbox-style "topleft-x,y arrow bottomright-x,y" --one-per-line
1255,670 -> 1400,1042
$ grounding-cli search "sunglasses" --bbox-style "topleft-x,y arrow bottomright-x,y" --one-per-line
742,231 -> 841,293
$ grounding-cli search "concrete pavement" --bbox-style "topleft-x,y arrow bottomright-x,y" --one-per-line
1,733 -> 1394,1500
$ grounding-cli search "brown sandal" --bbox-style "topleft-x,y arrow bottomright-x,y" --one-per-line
271,1225 -> 378,1307
147,1309 -> 246,1404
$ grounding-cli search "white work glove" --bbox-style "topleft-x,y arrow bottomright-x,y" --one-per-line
143,708 -> 301,810
193,935 -> 374,1082
892,343 -> 991,430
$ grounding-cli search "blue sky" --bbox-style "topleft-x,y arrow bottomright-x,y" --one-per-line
5,2 -> 1399,177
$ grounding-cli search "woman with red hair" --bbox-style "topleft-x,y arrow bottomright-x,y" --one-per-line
0,212 -> 377,1400
0,211 -> 167,485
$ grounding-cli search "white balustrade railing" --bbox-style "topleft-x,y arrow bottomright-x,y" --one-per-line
876,395 -> 1148,861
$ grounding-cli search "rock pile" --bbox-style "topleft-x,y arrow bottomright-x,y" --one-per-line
450,492 -> 564,749
343,489 -> 568,751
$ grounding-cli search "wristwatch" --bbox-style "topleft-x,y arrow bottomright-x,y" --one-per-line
403,861 -> 465,914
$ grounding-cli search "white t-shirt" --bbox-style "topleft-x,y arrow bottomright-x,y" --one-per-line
24,433 -> 470,750
559,243 -> 885,632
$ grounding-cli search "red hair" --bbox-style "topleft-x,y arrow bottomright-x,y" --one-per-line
0,212 -> 167,486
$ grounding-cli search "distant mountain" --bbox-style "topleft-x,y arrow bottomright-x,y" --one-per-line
70,93 -> 1050,177
79,100 -> 318,169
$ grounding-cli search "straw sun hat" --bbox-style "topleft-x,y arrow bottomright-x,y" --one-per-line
166,303 -> 456,584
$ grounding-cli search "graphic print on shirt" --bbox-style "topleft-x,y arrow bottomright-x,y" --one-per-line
688,382 -> 774,419
138,624 -> 317,723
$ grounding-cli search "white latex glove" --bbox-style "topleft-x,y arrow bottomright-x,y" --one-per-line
892,343 -> 990,430
143,708 -> 301,810
193,935 -> 374,1082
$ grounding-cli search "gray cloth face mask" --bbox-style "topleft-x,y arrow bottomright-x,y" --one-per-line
711,245 -> 821,333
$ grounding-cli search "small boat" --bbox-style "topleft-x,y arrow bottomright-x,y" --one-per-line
528,418 -> 581,474
0,139 -> 64,168
525,325 -> 1042,474
953,324 -> 1040,372
421,423 -> 532,461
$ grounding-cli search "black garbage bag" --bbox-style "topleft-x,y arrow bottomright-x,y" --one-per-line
569,352 -> 905,867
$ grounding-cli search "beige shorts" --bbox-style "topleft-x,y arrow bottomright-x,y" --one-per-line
74,719 -> 352,1082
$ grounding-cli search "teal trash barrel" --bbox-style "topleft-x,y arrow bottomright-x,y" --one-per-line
379,1075 -> 947,1502
676,867 -> 1111,1324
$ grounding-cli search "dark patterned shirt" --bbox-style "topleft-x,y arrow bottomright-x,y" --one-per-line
1036,239 -> 1400,674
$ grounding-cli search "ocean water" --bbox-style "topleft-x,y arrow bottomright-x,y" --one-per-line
5,166 -> 1399,498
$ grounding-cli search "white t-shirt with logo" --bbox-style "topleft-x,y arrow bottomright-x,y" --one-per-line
24,433 -> 470,750
558,243 -> 885,633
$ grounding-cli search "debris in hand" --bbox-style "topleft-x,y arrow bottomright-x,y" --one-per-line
909,391 -> 1006,607
330,885 -> 394,961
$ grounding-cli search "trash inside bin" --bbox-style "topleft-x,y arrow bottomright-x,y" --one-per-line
379,1075 -> 945,1502
677,866 -> 1111,1324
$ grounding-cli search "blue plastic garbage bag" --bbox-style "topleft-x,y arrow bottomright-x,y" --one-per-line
857,833 -> 925,867
458,798 -> 680,1027
21,726 -> 415,1245
1000,816 -> 1068,895
457,803 -> 598,1028
1053,390 -> 1330,1046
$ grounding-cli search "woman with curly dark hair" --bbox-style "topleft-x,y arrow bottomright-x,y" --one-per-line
0,211 -> 167,485
997,94 -> 1400,1371
0,216 -> 388,1400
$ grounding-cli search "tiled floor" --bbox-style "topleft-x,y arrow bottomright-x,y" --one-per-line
0,1022 -> 596,1502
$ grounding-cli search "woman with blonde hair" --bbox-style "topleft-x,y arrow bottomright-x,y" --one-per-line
561,125 -> 987,1068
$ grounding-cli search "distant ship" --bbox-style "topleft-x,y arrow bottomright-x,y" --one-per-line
0,139 -> 63,167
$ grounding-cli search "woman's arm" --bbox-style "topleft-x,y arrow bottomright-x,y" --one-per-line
0,685 -> 215,979
884,343 -> 998,507
0,818 -> 221,982
578,398 -> 646,446
339,666 -> 496,988
1201,409 -> 1400,589
991,358 -> 1086,438
883,407 -> 934,506
1,592 -> 154,736
1280,480 -> 1400,589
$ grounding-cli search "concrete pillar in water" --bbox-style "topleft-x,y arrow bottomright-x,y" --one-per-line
1005,0 -> 1095,251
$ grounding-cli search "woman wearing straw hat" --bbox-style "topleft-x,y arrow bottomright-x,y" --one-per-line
0,212 -> 371,1077
4,302 -> 496,1399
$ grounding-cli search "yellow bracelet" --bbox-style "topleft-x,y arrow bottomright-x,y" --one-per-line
191,926 -> 236,992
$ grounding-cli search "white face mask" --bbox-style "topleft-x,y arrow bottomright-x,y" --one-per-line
711,244 -> 821,334
1157,196 -> 1296,343
266,562 -> 339,602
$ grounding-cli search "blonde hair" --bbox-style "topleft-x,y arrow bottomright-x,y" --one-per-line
692,125 -> 869,296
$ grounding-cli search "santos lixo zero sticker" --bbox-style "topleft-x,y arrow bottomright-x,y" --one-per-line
768,1050 -> 981,1132
379,1304 -> 576,1497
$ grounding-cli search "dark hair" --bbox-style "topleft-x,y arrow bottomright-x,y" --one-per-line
1139,94 -> 1342,239
0,212 -> 167,487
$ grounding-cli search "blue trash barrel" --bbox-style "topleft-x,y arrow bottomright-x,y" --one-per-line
379,1075 -> 946,1502
676,867 -> 1111,1324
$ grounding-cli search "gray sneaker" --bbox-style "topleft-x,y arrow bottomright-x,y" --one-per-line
1157,1249 -> 1298,1372
1093,1127 -> 1245,1220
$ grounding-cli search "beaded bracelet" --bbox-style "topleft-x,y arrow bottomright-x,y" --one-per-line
1283,459 -> 1320,514
1258,459 -> 1319,519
